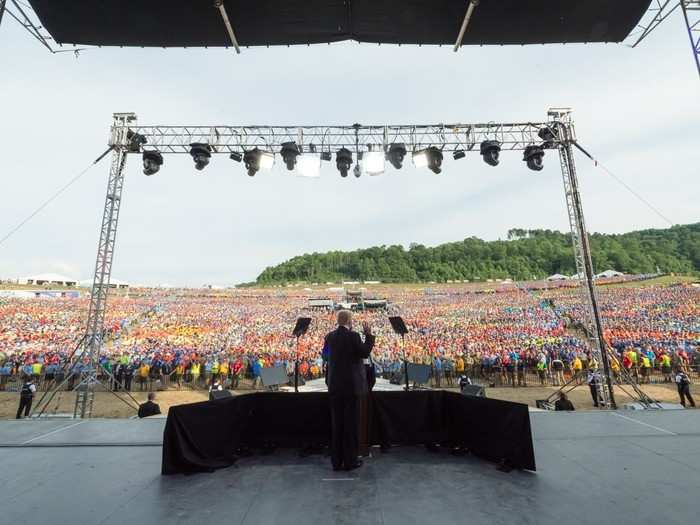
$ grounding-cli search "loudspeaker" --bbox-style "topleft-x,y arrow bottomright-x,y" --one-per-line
461,385 -> 486,398
210,390 -> 233,401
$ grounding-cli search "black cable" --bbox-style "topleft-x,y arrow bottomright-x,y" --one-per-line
0,146 -> 114,248
572,142 -> 674,226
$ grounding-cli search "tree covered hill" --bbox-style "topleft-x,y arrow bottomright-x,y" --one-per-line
255,223 -> 700,284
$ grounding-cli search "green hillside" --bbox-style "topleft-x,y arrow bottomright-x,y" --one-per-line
256,223 -> 700,284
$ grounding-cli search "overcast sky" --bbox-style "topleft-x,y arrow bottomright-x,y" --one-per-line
0,13 -> 698,286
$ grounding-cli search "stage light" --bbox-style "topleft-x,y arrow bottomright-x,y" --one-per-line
189,143 -> 212,171
320,151 -> 332,162
142,150 -> 163,176
453,150 -> 466,160
363,151 -> 385,176
336,148 -> 353,177
354,162 -> 362,178
229,151 -> 242,162
523,145 -> 545,171
387,143 -> 407,169
538,126 -> 556,142
297,154 -> 321,178
413,147 -> 443,174
243,148 -> 274,177
480,140 -> 501,167
127,130 -> 147,152
281,142 -> 300,171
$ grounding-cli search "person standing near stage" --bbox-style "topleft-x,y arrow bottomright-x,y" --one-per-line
16,376 -> 36,419
325,310 -> 375,471
675,367 -> 696,408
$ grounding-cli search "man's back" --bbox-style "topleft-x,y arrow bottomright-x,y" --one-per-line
326,326 -> 374,395
138,400 -> 161,418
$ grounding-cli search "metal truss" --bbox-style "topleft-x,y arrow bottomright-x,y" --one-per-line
629,0 -> 700,78
57,109 -> 652,416
73,113 -> 134,418
115,122 -> 549,155
552,109 -> 615,409
681,0 -> 700,77
0,0 -> 85,55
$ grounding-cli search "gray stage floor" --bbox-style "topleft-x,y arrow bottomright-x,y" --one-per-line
1,410 -> 699,525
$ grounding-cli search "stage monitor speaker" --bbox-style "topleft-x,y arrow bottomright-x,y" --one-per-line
461,385 -> 486,398
260,366 -> 290,388
210,390 -> 233,401
406,363 -> 431,385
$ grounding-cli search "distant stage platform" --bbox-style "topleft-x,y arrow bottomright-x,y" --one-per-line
1,410 -> 699,525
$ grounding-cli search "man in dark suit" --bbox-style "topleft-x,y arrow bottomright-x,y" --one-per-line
325,310 -> 375,471
137,392 -> 161,418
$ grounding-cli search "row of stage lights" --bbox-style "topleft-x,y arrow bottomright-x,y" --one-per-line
134,128 -> 557,178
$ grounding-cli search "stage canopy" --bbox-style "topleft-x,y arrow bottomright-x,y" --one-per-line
29,0 -> 651,48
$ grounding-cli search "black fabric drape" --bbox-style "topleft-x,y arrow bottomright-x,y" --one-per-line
162,391 -> 535,475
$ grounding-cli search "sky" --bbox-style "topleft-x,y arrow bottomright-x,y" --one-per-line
0,10 -> 698,287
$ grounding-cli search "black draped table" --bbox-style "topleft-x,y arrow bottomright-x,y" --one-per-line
162,390 -> 536,474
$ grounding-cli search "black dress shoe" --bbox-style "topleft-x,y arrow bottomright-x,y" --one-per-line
344,460 -> 363,471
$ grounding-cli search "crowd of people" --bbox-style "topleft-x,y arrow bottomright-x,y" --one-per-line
0,282 -> 698,398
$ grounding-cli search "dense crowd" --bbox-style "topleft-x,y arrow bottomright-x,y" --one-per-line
0,282 -> 698,392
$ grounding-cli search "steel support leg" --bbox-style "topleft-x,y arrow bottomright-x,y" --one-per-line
75,113 -> 134,418
681,0 -> 700,78
555,118 -> 616,409
0,0 -> 7,28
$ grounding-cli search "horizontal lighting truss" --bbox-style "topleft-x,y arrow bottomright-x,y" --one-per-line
111,120 -> 572,155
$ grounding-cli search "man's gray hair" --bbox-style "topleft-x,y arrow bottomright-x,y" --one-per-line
337,310 -> 352,327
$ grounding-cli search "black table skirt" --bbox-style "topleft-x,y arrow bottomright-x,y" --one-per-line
162,390 -> 536,474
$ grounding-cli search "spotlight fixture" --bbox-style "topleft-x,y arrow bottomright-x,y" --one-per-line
537,122 -> 559,144
336,148 -> 353,177
353,158 -> 362,178
453,150 -> 466,160
243,148 -> 274,176
229,151 -> 242,162
142,150 -> 163,176
523,145 -> 545,171
280,142 -> 301,171
363,150 -> 385,176
413,147 -> 443,174
479,140 -> 501,167
189,143 -> 212,171
297,154 -> 321,178
127,130 -> 147,152
320,151 -> 332,162
386,143 -> 407,169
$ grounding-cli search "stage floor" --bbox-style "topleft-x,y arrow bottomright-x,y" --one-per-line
1,410 -> 699,525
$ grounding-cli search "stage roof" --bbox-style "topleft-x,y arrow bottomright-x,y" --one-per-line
28,0 -> 651,48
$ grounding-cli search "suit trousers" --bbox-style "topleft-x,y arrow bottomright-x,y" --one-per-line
329,392 -> 360,469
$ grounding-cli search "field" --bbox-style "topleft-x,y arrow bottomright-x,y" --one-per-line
2,382 -> 696,419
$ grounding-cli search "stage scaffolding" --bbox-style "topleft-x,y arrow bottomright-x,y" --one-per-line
37,108 -> 639,417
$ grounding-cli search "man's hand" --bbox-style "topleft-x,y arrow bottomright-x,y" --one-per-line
362,322 -> 372,336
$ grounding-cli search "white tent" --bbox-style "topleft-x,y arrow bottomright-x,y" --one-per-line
79,278 -> 130,289
595,269 -> 624,279
21,273 -> 79,286
546,274 -> 570,281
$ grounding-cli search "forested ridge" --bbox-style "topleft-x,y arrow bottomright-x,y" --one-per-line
255,223 -> 700,284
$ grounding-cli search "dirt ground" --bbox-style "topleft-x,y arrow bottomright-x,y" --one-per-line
1,383 -> 697,419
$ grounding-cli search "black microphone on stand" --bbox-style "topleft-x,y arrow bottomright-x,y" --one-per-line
389,316 -> 409,391
291,317 -> 312,393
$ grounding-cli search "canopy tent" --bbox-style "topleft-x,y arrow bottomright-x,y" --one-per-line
28,0 -> 651,48
595,269 -> 624,279
546,273 -> 570,281
20,273 -> 79,286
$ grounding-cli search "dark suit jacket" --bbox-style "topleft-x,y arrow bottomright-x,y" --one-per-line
325,326 -> 375,396
138,400 -> 161,418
